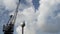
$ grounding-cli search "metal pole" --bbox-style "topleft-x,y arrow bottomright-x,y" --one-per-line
21,21 -> 25,34
22,27 -> 24,34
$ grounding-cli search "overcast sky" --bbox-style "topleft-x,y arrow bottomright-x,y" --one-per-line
0,0 -> 60,34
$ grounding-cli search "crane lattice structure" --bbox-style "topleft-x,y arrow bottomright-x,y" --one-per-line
3,0 -> 20,34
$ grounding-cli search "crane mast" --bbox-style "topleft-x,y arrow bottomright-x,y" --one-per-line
3,0 -> 20,34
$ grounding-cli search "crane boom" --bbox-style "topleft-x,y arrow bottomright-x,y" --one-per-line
3,0 -> 20,34
12,0 -> 20,24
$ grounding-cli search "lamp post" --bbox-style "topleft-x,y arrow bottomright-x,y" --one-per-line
21,21 -> 25,34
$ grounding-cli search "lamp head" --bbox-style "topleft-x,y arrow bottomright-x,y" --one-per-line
21,21 -> 25,27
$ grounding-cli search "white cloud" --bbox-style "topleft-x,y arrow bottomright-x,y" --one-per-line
3,0 -> 17,10
37,0 -> 60,33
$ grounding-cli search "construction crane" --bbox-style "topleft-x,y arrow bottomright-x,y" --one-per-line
3,0 -> 21,34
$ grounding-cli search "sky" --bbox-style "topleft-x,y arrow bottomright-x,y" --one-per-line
0,0 -> 60,34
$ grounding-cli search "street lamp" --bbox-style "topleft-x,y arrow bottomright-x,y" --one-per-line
21,21 -> 25,34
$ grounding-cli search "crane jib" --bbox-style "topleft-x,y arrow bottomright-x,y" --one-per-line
11,1 -> 20,24
3,0 -> 21,34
